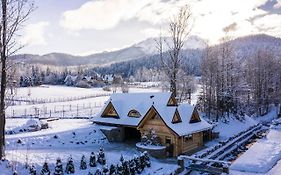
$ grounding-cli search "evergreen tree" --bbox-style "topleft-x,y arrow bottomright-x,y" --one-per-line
13,171 -> 18,175
89,152 -> 96,167
109,164 -> 116,175
143,152 -> 151,167
123,161 -> 130,175
40,161 -> 50,175
116,163 -> 123,175
80,155 -> 87,170
54,157 -> 64,175
140,155 -> 145,171
97,147 -> 106,165
129,160 -> 136,175
65,157 -> 75,174
29,164 -> 36,175
94,168 -> 102,175
102,165 -> 109,175
134,157 -> 142,174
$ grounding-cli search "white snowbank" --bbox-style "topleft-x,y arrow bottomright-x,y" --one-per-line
136,142 -> 166,150
231,127 -> 281,173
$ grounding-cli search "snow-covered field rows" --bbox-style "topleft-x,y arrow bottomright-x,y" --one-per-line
7,85 -> 161,118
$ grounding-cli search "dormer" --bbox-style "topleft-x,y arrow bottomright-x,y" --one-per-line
128,109 -> 141,118
167,95 -> 177,106
101,102 -> 119,118
189,109 -> 201,123
172,109 -> 182,123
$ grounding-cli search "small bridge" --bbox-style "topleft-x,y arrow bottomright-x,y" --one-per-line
177,155 -> 231,174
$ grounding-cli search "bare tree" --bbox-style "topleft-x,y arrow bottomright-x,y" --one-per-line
0,0 -> 34,159
156,5 -> 192,98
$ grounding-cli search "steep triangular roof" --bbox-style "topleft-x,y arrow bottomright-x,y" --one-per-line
93,92 -> 173,126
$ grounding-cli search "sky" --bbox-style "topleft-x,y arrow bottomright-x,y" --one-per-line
18,0 -> 281,56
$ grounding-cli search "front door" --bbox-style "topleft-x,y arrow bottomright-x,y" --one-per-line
165,137 -> 173,157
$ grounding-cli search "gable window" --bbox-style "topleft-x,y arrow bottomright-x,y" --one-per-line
128,109 -> 141,118
190,110 -> 201,123
167,96 -> 177,106
172,110 -> 182,123
101,102 -> 119,118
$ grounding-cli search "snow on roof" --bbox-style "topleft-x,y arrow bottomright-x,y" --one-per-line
93,92 -> 212,136
153,103 -> 212,136
93,92 -> 172,126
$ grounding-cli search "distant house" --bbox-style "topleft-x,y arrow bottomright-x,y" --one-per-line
93,92 -> 212,157
64,75 -> 78,86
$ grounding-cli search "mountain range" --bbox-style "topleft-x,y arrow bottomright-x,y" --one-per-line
12,34 -> 281,68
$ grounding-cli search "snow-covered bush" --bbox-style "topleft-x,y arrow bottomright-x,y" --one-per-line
54,157 -> 63,175
140,128 -> 162,146
89,152 -> 96,167
80,155 -> 87,170
65,157 -> 75,174
97,147 -> 106,165
29,164 -> 36,175
40,161 -> 50,175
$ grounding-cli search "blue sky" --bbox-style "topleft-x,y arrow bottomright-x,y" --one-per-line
18,0 -> 281,55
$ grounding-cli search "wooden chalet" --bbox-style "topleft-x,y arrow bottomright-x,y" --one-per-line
93,92 -> 212,157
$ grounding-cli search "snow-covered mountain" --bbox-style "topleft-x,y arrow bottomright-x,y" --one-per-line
133,35 -> 207,55
12,34 -> 281,67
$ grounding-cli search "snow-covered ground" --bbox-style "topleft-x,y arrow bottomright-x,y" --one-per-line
1,84 -> 179,174
3,119 -> 178,175
230,119 -> 281,175
7,85 -> 161,118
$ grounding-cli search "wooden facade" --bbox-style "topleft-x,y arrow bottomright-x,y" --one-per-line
95,92 -> 211,157
138,106 -> 204,157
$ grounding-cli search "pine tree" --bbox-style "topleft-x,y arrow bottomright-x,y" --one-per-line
94,168 -> 102,175
54,157 -> 64,175
109,164 -> 116,175
134,156 -> 141,174
116,163 -> 123,175
102,165 -> 109,174
97,147 -> 106,165
13,171 -> 18,175
40,161 -> 50,175
123,161 -> 130,175
89,152 -> 96,167
65,157 -> 75,174
144,152 -> 151,167
29,164 -> 36,175
80,155 -> 87,170
129,160 -> 136,175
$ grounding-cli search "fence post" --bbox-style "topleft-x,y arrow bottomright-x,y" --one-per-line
50,110 -> 51,118
63,105 -> 65,118
77,104 -> 79,117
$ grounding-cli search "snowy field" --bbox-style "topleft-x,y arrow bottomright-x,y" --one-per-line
7,85 -> 161,118
1,84 -> 179,174
3,119 -> 178,175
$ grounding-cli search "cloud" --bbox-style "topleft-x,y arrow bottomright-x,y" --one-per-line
60,0 -> 151,31
60,0 -> 281,44
20,21 -> 49,46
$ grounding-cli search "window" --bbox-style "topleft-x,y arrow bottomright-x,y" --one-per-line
190,111 -> 201,123
165,137 -> 172,144
184,134 -> 193,142
128,109 -> 141,118
172,110 -> 182,123
101,102 -> 119,118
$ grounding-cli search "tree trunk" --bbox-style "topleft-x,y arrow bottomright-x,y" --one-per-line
0,0 -> 7,159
